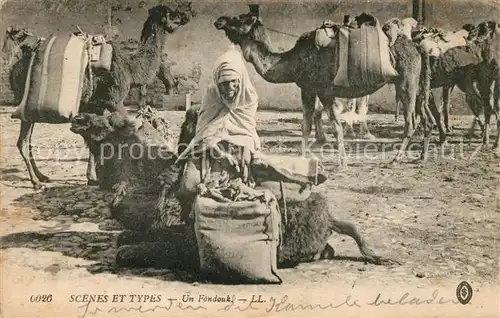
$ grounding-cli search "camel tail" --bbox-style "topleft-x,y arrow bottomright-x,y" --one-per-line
417,45 -> 435,126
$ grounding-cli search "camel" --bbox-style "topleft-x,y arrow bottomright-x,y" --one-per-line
393,22 -> 466,130
84,106 -> 397,270
119,39 -> 177,107
170,104 -> 396,267
386,19 -> 499,149
235,15 -> 375,141
5,28 -> 179,109
70,109 -> 183,235
10,3 -> 195,190
214,12 -> 432,166
394,20 -> 497,135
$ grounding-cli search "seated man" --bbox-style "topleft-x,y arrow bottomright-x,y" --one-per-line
176,46 -> 262,184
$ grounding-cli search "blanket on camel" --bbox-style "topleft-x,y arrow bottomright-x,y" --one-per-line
315,12 -> 398,89
11,33 -> 89,123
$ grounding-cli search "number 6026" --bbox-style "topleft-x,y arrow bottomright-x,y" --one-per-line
30,294 -> 53,302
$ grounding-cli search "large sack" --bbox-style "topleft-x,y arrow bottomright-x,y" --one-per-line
12,34 -> 88,123
333,17 -> 398,88
193,195 -> 282,284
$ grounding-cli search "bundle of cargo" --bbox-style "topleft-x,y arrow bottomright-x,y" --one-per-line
11,33 -> 89,123
11,31 -> 114,123
315,12 -> 398,90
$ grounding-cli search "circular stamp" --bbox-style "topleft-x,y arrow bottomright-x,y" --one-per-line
456,281 -> 473,305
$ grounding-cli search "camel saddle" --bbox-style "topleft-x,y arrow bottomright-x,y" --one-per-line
178,145 -> 328,204
315,13 -> 398,89
11,33 -> 89,123
419,29 -> 469,57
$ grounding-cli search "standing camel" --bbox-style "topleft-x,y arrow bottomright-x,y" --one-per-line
214,12 -> 432,166
10,3 -> 195,190
6,28 -> 179,110
386,19 -> 499,150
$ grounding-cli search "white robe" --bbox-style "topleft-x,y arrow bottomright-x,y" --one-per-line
177,48 -> 261,161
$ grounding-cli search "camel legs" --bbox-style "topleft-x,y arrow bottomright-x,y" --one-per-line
476,77 -> 496,148
460,80 -> 485,138
318,92 -> 347,166
299,90 -> 316,155
357,95 -> 375,139
326,217 -> 395,265
394,84 -> 401,122
17,121 -> 50,189
85,138 -> 98,186
442,85 -> 453,133
395,101 -> 400,121
429,88 -> 447,145
139,85 -> 147,107
391,81 -> 419,164
157,63 -> 176,95
313,97 -> 326,143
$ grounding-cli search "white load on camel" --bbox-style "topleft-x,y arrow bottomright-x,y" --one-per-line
314,12 -> 398,89
11,29 -> 114,123
384,17 -> 470,57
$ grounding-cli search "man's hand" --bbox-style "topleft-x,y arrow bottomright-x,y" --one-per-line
211,144 -> 241,172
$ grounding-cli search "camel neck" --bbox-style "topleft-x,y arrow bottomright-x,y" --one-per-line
127,27 -> 167,86
238,35 -> 298,84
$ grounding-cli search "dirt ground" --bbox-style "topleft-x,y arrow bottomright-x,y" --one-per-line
1,105 -> 499,317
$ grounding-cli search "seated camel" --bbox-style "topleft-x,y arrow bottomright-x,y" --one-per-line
168,106 -> 397,268
70,109 -> 181,228
72,106 -> 397,272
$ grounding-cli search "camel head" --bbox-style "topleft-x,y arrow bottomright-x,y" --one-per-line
214,13 -> 262,44
382,17 -> 418,46
140,3 -> 194,41
70,112 -> 143,143
466,21 -> 498,41
5,25 -> 33,44
2,25 -> 40,65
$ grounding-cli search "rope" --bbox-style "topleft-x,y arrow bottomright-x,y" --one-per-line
265,27 -> 301,38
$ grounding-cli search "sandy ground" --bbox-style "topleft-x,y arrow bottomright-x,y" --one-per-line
0,105 -> 499,317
